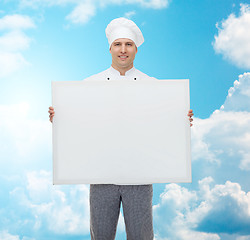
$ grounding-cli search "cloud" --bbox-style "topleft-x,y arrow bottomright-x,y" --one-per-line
154,178 -> 221,240
139,0 -> 170,9
104,0 -> 170,9
0,102 -> 51,161
0,230 -> 35,240
0,14 -> 35,78
0,31 -> 32,52
5,171 -> 90,236
124,10 -> 136,19
195,180 -> 250,235
0,52 -> 29,77
221,72 -> 250,111
0,231 -> 20,240
191,73 -> 250,171
18,0 -> 170,25
192,111 -> 250,168
0,14 -> 35,30
237,237 -> 250,240
154,177 -> 250,239
213,4 -> 250,69
0,170 -> 127,238
66,1 -> 96,25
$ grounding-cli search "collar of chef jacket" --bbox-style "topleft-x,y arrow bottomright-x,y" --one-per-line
83,66 -> 156,82
107,66 -> 139,81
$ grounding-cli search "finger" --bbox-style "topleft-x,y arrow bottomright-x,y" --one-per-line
190,123 -> 193,127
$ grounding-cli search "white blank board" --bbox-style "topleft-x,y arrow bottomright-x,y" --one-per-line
52,79 -> 191,184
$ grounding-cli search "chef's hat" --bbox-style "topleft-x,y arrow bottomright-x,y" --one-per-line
105,17 -> 144,48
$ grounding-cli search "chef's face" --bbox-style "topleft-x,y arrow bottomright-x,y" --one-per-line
109,38 -> 137,71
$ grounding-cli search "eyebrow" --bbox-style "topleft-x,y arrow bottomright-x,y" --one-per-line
113,41 -> 134,44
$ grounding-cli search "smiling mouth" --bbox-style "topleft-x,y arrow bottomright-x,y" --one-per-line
119,56 -> 128,59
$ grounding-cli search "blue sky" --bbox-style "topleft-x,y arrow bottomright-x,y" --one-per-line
0,0 -> 250,239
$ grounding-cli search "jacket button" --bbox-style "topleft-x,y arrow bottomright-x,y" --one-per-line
134,77 -> 137,80
107,77 -> 110,80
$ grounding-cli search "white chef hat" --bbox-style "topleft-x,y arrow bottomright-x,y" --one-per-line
105,17 -> 144,48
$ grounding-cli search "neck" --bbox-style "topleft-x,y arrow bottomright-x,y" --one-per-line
111,63 -> 134,76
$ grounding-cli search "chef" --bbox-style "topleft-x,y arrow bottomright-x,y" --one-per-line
49,17 -> 194,240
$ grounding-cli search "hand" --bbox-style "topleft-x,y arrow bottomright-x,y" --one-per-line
188,109 -> 194,127
48,106 -> 55,123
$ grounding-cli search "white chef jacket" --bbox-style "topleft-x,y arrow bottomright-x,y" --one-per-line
84,66 -> 156,185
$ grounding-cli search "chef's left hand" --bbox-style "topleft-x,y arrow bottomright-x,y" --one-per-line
188,109 -> 194,127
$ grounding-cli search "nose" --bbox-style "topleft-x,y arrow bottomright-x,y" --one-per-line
121,44 -> 126,53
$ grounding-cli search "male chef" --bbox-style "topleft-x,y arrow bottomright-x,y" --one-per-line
49,17 -> 194,240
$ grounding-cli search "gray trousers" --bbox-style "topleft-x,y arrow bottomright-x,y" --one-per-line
90,184 -> 154,240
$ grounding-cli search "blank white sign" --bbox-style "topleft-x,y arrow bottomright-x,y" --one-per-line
52,78 -> 191,184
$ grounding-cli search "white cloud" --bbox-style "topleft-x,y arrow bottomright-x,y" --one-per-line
0,31 -> 32,52
221,72 -> 250,111
18,0 -> 170,25
0,14 -> 35,78
0,231 -> 20,240
0,102 -> 50,158
240,152 -> 250,171
139,0 -> 170,9
237,237 -> 250,240
107,0 -> 169,9
191,73 -> 250,170
0,170 -> 126,238
192,110 -> 250,168
154,178 -> 250,239
193,180 -> 250,234
66,1 -> 96,24
124,10 -> 136,19
159,183 -> 197,210
19,0 -> 63,8
9,170 -> 90,235
213,4 -> 250,69
154,179 -> 222,240
0,14 -> 35,30
0,231 -> 33,240
0,52 -> 29,77
0,30 -> 32,77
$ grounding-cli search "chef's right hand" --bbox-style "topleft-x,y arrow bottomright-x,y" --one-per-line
48,106 -> 55,123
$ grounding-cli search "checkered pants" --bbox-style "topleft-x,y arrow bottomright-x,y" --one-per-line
90,184 -> 154,240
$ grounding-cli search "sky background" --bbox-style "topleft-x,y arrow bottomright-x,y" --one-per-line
0,0 -> 250,239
